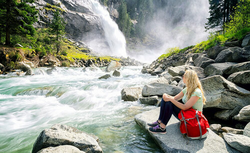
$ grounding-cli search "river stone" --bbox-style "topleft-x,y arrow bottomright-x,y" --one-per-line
228,70 -> 250,85
215,47 -> 246,63
201,75 -> 250,109
121,87 -> 142,101
194,54 -> 215,68
139,96 -> 158,105
221,127 -> 244,135
168,65 -> 185,77
134,108 -> 237,153
37,145 -> 85,153
32,124 -> 102,153
244,122 -> 250,137
222,133 -> 250,153
40,55 -> 60,67
17,62 -> 33,75
112,69 -> 120,77
224,61 -> 250,76
204,62 -> 236,77
233,105 -> 250,122
106,61 -> 121,72
210,124 -> 221,133
207,45 -> 228,59
242,33 -> 250,47
98,74 -> 111,79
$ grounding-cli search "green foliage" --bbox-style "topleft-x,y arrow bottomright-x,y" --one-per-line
61,61 -> 70,67
61,50 -> 67,56
0,0 -> 38,45
35,47 -> 47,58
117,1 -> 132,38
158,47 -> 181,60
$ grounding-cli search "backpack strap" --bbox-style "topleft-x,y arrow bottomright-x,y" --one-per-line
195,110 -> 202,139
181,110 -> 189,136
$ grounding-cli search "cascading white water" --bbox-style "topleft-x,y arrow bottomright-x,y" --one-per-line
90,0 -> 127,57
0,67 -> 160,152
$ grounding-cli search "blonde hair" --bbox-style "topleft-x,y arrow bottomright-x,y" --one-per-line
183,70 -> 206,104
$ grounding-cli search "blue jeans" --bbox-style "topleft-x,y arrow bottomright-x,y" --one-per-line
158,99 -> 181,125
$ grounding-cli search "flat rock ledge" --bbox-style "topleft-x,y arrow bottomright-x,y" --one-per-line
134,108 -> 239,153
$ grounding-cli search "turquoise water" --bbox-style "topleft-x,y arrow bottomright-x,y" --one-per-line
0,66 -> 162,153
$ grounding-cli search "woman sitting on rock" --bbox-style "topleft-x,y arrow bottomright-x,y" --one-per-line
148,69 -> 206,134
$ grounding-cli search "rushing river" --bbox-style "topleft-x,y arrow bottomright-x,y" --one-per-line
0,66 -> 163,153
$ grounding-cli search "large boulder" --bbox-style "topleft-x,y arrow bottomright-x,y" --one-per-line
121,87 -> 142,101
194,54 -> 215,68
142,77 -> 182,97
106,61 -> 121,72
134,108 -> 237,153
168,65 -> 205,78
223,133 -> 250,153
215,47 -> 247,63
98,74 -> 111,79
244,122 -> 250,137
37,145 -> 85,153
233,105 -> 250,122
39,55 -> 60,67
215,108 -> 241,121
17,62 -> 33,75
204,62 -> 236,77
206,45 -> 228,59
139,96 -> 159,105
112,69 -> 120,77
201,75 -> 250,109
242,33 -> 250,47
32,124 -> 102,153
228,70 -> 250,86
224,61 -> 250,76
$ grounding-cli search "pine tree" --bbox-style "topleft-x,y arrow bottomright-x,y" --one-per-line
0,0 -> 37,45
117,1 -> 132,38
50,8 -> 66,54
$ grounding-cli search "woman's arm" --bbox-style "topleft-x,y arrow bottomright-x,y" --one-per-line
163,91 -> 184,102
164,94 -> 199,110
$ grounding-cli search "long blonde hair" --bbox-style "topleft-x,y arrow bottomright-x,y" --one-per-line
184,70 -> 206,104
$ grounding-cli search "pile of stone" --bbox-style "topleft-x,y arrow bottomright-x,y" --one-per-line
122,33 -> 250,152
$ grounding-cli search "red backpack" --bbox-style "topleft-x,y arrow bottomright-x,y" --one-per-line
178,108 -> 210,139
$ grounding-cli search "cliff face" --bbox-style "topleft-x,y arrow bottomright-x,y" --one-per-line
34,0 -> 105,42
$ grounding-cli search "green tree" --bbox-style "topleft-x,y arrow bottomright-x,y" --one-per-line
0,0 -> 37,45
50,8 -> 66,54
117,0 -> 132,38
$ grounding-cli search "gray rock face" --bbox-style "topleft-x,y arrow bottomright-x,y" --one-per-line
134,108 -> 237,153
224,61 -> 250,76
242,33 -> 250,47
106,61 -> 121,72
215,47 -> 246,63
139,96 -> 159,105
32,124 -> 102,153
204,62 -> 236,77
244,122 -> 250,137
37,145 -> 85,153
168,65 -> 185,77
228,70 -> 250,85
17,62 -> 33,75
223,133 -> 250,153
233,105 -> 250,122
210,124 -> 221,133
121,87 -> 142,101
201,75 -> 250,109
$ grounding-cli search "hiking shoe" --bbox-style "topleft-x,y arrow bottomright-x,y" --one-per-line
149,125 -> 166,134
147,121 -> 159,127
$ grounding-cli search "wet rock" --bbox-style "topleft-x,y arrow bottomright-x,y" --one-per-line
37,145 -> 85,153
106,61 -> 121,72
135,108 -> 237,153
121,87 -> 142,101
244,122 -> 250,137
98,74 -> 111,79
204,62 -> 236,77
201,75 -> 250,109
223,133 -> 250,153
40,55 -> 60,67
32,124 -> 102,153
17,62 -> 33,75
139,96 -> 158,105
233,105 -> 250,122
112,69 -> 120,77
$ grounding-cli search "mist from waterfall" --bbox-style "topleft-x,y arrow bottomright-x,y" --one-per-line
128,0 -> 210,63
90,0 -> 127,57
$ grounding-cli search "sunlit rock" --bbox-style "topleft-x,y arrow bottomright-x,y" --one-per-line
37,145 -> 85,153
233,105 -> 250,122
121,87 -> 142,101
223,133 -> 250,153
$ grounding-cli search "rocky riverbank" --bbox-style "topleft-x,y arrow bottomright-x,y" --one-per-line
121,33 -> 250,152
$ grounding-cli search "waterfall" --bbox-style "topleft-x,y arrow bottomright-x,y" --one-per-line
90,0 -> 127,57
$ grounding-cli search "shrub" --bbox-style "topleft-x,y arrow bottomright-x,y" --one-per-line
61,61 -> 70,67
61,50 -> 67,56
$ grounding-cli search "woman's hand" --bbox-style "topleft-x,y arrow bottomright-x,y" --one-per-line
163,93 -> 174,102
